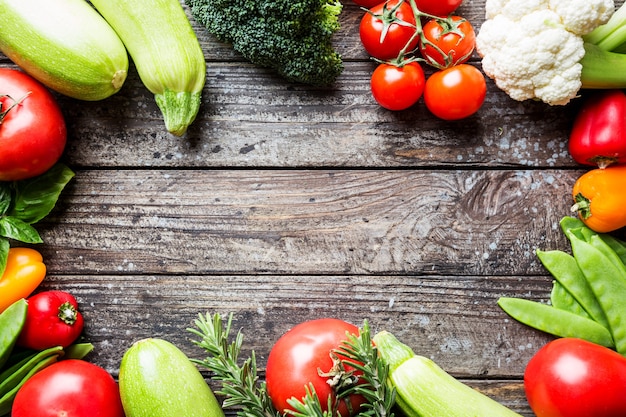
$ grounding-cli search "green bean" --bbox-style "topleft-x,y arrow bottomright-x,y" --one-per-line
63,342 -> 94,360
0,346 -> 63,398
498,297 -> 614,348
551,281 -> 590,318
568,230 -> 626,355
0,299 -> 27,369
536,249 -> 608,328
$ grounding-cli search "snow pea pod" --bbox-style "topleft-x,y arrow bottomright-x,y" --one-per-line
536,249 -> 608,327
551,281 -> 590,319
497,297 -> 614,348
568,230 -> 626,355
0,299 -> 27,369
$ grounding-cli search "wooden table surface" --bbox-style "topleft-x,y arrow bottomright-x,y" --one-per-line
2,1 -> 611,415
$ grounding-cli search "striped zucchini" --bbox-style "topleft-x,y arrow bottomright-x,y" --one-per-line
90,0 -> 206,136
0,0 -> 128,101
373,331 -> 523,417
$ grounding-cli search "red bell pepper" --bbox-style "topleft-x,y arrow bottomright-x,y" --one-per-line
568,89 -> 626,168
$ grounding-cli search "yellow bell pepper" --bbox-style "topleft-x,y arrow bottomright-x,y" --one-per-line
0,248 -> 46,313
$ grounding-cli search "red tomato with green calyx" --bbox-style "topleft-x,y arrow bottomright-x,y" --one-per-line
371,62 -> 425,110
12,359 -> 125,417
424,64 -> 486,120
524,338 -> 626,417
266,318 -> 365,417
17,290 -> 84,350
359,0 -> 419,61
568,89 -> 626,168
414,0 -> 464,17
420,16 -> 476,69
0,68 -> 66,182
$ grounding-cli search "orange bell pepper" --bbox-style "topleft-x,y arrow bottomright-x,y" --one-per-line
0,247 -> 46,313
571,165 -> 626,233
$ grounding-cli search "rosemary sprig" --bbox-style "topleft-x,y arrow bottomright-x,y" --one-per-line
188,314 -> 394,417
187,312 -> 280,417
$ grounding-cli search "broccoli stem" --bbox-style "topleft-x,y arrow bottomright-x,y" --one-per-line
580,42 -> 626,89
584,2 -> 626,51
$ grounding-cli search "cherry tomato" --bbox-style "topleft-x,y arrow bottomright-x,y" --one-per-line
12,359 -> 125,417
17,290 -> 84,350
352,0 -> 384,8
419,16 -> 476,69
414,0 -> 464,17
265,318 -> 365,417
0,68 -> 66,182
524,338 -> 626,417
371,62 -> 425,110
423,64 -> 486,120
359,0 -> 419,61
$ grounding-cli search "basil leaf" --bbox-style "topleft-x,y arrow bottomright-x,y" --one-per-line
0,217 -> 43,243
0,183 -> 11,216
0,237 -> 8,277
8,164 -> 75,224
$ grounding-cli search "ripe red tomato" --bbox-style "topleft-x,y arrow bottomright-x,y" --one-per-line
12,359 -> 125,417
370,62 -> 425,110
414,0 -> 464,17
524,338 -> 626,417
265,318 -> 365,417
17,290 -> 84,350
0,68 -> 67,181
352,0 -> 383,8
419,16 -> 476,69
423,64 -> 486,120
359,0 -> 419,61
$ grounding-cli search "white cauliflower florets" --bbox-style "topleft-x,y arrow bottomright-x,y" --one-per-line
476,0 -> 615,105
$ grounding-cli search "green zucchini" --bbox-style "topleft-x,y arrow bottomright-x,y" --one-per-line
0,0 -> 128,101
90,0 -> 206,136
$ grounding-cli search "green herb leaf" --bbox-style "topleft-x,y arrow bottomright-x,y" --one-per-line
8,164 -> 74,224
0,183 -> 11,216
0,217 -> 42,243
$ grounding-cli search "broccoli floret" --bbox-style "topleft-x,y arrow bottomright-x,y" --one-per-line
185,0 -> 344,86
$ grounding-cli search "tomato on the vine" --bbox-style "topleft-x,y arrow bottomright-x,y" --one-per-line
12,359 -> 125,417
0,68 -> 66,182
524,338 -> 626,417
371,62 -> 425,110
265,318 -> 365,417
419,16 -> 476,69
414,0 -> 464,17
359,0 -> 419,61
423,64 -> 486,120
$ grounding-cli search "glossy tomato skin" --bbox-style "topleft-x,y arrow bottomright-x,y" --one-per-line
359,0 -> 418,61
266,318 -> 365,417
12,359 -> 125,417
414,0 -> 464,17
420,16 -> 476,69
423,64 -> 486,120
0,68 -> 66,181
524,338 -> 626,417
371,62 -> 425,110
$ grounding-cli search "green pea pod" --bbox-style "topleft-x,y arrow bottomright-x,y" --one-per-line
63,343 -> 94,359
0,352 -> 60,415
598,233 -> 626,266
497,297 -> 614,348
550,281 -> 590,319
0,299 -> 28,370
568,231 -> 626,355
0,346 -> 63,399
560,216 -> 586,234
537,249 -> 609,327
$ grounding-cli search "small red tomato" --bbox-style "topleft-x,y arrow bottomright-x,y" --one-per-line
0,68 -> 67,181
17,290 -> 84,350
414,0 -> 464,17
371,62 -> 425,110
359,0 -> 419,61
568,89 -> 626,168
419,16 -> 476,69
12,359 -> 125,417
266,318 -> 365,417
352,0 -> 384,8
524,338 -> 626,417
423,64 -> 486,120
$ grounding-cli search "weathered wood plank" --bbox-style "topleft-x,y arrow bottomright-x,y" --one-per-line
38,169 -> 581,276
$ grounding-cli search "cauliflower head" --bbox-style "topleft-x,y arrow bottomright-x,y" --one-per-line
476,0 -> 614,105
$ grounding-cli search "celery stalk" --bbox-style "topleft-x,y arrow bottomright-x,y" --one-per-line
580,43 -> 626,89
